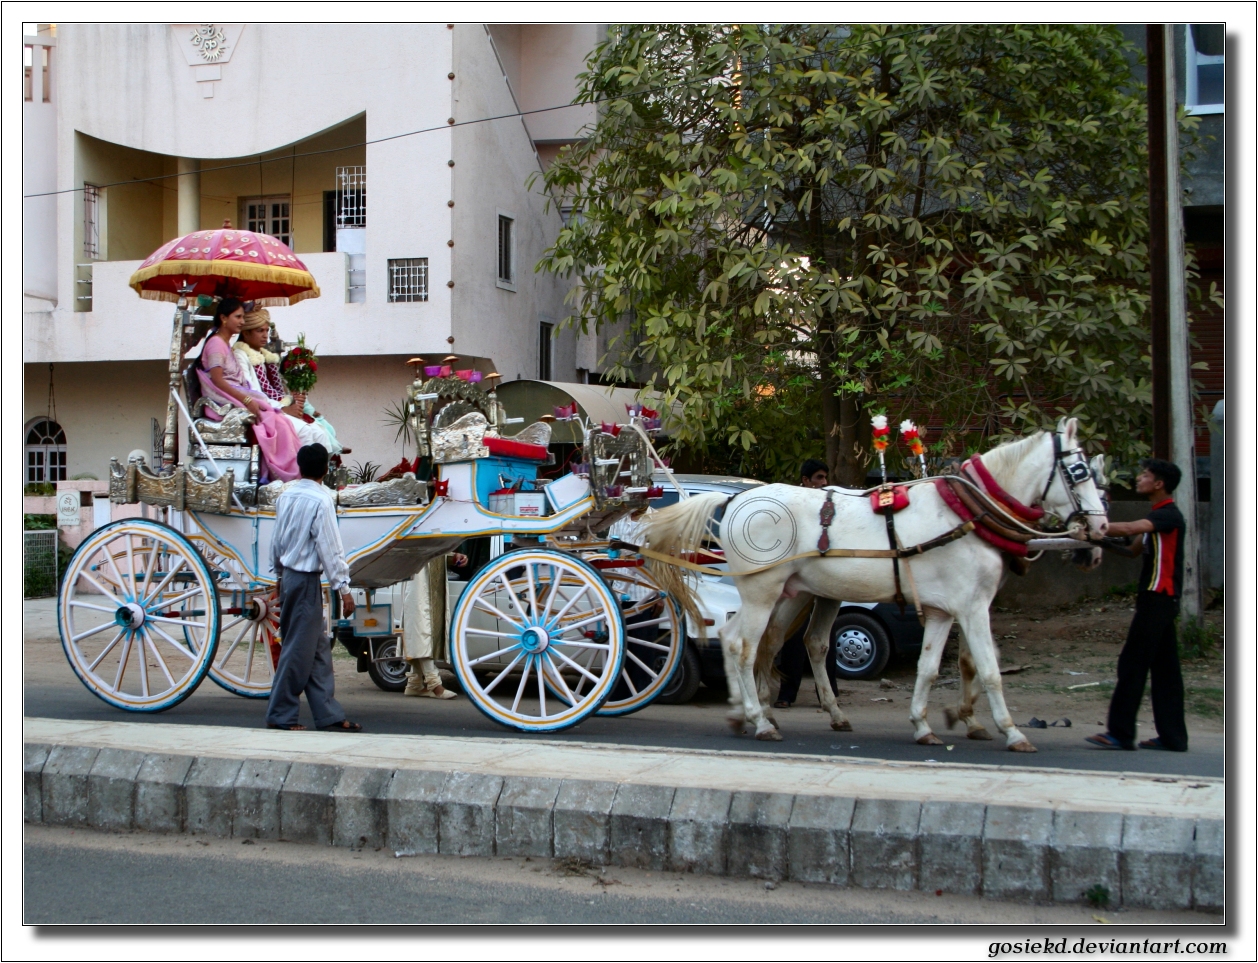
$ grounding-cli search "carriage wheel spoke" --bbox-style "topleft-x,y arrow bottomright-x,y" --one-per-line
524,564 -> 541,622
149,585 -> 205,611
551,639 -> 611,651
511,656 -> 532,713
536,658 -> 547,718
468,643 -> 522,667
147,623 -> 198,662
548,647 -> 602,685
86,629 -> 126,672
136,628 -> 151,697
473,598 -> 524,630
625,636 -> 671,652
619,666 -> 640,696
112,634 -> 135,690
481,651 -> 525,695
625,647 -> 657,678
79,571 -> 125,608
102,544 -> 133,603
549,583 -> 590,626
539,570 -> 565,623
242,627 -> 258,683
543,654 -> 579,705
464,627 -> 524,640
71,620 -> 120,644
555,611 -> 609,634
216,618 -> 254,668
496,571 -> 527,620
623,616 -> 670,630
144,633 -> 177,688
146,615 -> 210,630
141,554 -> 187,606
69,600 -> 117,614
125,534 -> 143,607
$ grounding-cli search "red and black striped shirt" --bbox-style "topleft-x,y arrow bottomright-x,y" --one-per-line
1139,498 -> 1185,598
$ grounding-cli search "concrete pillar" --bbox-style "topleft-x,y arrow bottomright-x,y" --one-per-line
1209,400 -> 1224,589
177,157 -> 200,234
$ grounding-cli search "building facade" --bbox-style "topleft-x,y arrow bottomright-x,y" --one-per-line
23,23 -> 606,483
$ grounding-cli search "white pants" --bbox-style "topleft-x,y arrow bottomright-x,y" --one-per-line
284,413 -> 332,451
401,555 -> 448,662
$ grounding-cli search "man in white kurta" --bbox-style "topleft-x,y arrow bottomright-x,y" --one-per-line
401,554 -> 456,698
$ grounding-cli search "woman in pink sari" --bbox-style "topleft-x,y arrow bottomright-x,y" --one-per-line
197,297 -> 301,482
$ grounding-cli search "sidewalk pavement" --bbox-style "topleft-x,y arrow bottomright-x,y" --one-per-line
24,716 -> 1222,912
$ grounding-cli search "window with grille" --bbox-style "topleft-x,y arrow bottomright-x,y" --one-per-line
388,258 -> 429,302
498,214 -> 515,287
242,195 -> 292,247
539,322 -> 554,380
83,185 -> 101,259
1187,24 -> 1224,113
335,166 -> 366,227
26,419 -> 67,483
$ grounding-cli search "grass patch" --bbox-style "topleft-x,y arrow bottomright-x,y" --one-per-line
1179,618 -> 1222,660
1186,686 -> 1224,719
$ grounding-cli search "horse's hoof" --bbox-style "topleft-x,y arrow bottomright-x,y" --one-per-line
916,733 -> 945,746
1008,740 -> 1038,753
943,707 -> 960,730
967,727 -> 993,741
831,719 -> 853,732
755,728 -> 784,742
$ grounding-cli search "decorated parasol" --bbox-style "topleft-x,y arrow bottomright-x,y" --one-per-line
128,222 -> 321,307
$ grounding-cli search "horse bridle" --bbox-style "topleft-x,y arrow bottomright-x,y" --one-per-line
1039,433 -> 1107,530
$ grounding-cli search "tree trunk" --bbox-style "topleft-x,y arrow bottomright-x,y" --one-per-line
819,375 -> 868,488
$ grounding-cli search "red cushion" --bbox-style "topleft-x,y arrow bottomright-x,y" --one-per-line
485,437 -> 549,461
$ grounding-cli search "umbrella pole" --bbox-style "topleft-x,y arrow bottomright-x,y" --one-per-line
162,294 -> 192,471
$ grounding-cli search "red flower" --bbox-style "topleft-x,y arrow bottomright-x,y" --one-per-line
309,361 -> 317,371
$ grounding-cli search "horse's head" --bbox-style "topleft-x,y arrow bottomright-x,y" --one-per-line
1069,453 -> 1108,569
1041,418 -> 1109,539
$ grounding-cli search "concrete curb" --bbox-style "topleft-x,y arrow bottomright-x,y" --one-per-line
23,739 -> 1222,912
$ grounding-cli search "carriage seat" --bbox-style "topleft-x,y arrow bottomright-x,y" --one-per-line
190,396 -> 257,446
430,412 -> 551,464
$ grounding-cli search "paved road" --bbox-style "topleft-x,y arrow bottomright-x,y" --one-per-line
26,599 -> 1222,778
25,825 -> 1212,925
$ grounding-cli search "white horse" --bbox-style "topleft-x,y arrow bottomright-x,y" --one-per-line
736,452 -> 1110,741
645,419 -> 1108,751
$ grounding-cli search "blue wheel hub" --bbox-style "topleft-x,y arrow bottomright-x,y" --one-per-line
519,625 -> 551,654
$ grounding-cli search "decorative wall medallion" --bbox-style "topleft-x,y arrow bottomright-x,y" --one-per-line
190,25 -> 228,61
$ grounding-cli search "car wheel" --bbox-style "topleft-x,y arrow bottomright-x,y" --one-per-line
654,642 -> 702,705
830,612 -> 892,681
366,637 -> 409,692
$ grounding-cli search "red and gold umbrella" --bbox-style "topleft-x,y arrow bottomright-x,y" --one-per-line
128,223 -> 321,307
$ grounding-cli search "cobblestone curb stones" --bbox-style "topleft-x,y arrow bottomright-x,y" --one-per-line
233,758 -> 292,840
41,745 -> 101,827
610,783 -> 675,870
1050,809 -> 1123,905
333,767 -> 394,850
438,771 -> 503,856
87,748 -> 147,832
919,801 -> 986,896
24,743 -> 50,824
134,753 -> 194,833
667,787 -> 732,875
185,756 -> 243,837
553,779 -> 618,865
279,762 -> 342,846
1122,815 -> 1196,910
727,791 -> 793,881
386,769 -> 448,856
850,798 -> 921,891
1193,819 -> 1224,913
983,805 -> 1053,901
786,794 -> 855,886
495,776 -> 562,858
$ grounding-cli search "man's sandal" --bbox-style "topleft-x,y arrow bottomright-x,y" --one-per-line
1085,732 -> 1134,750
318,720 -> 363,732
267,722 -> 307,731
1139,737 -> 1187,752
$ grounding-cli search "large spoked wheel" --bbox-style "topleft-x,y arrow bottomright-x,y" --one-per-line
194,546 -> 279,699
591,564 -> 684,716
449,549 -> 625,732
58,518 -> 219,712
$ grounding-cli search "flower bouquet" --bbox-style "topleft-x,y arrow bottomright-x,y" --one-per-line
281,335 -> 319,394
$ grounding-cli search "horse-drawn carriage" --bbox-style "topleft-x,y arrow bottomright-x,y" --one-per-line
56,228 -> 684,733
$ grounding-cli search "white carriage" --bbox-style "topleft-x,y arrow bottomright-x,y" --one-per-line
57,242 -> 683,733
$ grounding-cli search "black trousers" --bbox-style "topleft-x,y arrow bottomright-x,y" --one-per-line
1107,591 -> 1188,750
266,569 -> 345,728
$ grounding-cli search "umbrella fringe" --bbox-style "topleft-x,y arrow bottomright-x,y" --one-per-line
129,260 -> 321,304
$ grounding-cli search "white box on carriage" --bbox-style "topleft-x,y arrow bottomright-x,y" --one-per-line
544,472 -> 591,513
488,490 -> 549,517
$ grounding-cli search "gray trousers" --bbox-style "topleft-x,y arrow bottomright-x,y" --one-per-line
266,568 -> 345,728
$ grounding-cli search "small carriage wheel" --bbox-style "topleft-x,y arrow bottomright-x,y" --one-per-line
58,519 -> 219,712
449,549 -> 625,733
585,565 -> 684,716
189,544 -> 280,699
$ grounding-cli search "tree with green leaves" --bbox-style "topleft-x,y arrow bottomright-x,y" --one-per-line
538,24 -> 1208,484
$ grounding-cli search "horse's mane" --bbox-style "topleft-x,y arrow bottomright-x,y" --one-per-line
978,431 -> 1046,479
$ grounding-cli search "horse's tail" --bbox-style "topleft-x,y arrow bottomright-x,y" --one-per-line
639,490 -> 729,634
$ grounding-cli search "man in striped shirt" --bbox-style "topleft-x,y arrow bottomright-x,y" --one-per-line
1086,458 -> 1188,752
266,443 -> 362,732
